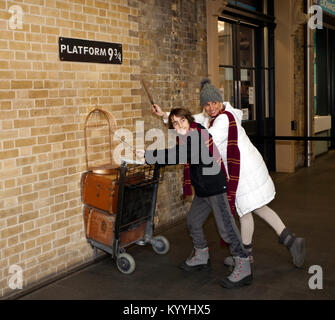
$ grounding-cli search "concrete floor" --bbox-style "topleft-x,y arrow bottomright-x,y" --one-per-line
15,151 -> 335,300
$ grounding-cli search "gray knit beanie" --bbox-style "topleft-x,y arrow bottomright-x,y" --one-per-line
200,78 -> 223,107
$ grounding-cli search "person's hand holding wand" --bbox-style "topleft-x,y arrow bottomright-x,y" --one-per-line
152,104 -> 168,121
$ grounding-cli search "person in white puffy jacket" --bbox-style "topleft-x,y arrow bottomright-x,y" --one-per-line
151,78 -> 305,269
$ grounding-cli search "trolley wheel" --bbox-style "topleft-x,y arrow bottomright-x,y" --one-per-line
151,236 -> 170,255
116,253 -> 136,275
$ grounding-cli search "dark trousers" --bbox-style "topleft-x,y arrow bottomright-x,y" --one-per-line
187,193 -> 248,258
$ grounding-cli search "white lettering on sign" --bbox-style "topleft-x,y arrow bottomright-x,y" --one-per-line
60,44 -> 66,53
60,44 -> 121,62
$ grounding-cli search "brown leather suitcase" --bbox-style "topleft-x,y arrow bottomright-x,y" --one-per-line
81,169 -> 146,214
84,206 -> 115,247
81,171 -> 119,214
120,220 -> 147,246
83,206 -> 147,247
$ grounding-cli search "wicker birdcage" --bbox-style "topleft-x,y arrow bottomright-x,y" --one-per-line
84,107 -> 119,174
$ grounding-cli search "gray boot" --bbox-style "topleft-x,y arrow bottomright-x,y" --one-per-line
179,247 -> 211,272
224,255 -> 254,267
224,244 -> 254,268
221,256 -> 253,289
279,228 -> 305,268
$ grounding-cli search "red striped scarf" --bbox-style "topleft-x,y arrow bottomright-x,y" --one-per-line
208,110 -> 240,215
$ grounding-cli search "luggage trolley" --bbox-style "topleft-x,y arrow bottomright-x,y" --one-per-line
81,161 -> 169,274
81,107 -> 169,274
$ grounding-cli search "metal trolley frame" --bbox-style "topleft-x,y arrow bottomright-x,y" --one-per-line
84,161 -> 169,274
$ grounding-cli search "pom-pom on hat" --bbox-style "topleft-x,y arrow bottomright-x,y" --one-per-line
200,78 -> 223,107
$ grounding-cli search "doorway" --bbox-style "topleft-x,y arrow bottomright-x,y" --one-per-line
315,27 -> 335,150
218,17 -> 275,170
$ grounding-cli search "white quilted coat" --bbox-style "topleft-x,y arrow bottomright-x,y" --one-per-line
192,102 -> 276,217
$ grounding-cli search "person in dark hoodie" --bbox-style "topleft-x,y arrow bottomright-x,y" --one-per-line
144,107 -> 252,289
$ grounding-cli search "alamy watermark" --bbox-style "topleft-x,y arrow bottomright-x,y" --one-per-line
7,3 -> 323,31
8,5 -> 23,30
6,263 -> 325,292
8,264 -> 23,290
308,265 -> 323,290
308,5 -> 323,30
109,122 -> 222,176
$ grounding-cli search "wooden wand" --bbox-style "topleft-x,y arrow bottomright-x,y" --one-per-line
141,78 -> 157,112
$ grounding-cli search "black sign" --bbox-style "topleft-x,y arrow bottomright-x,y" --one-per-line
59,37 -> 122,64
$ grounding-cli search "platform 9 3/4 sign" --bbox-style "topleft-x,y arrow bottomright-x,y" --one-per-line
59,37 -> 122,64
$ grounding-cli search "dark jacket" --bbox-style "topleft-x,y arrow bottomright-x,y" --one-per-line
145,123 -> 228,197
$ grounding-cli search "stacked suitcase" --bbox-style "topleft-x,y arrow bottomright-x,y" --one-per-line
80,162 -> 169,274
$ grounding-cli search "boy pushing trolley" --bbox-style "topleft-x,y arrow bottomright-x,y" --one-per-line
139,108 -> 252,289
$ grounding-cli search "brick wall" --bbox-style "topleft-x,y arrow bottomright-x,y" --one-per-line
0,0 -> 142,297
0,0 -> 208,298
293,0 -> 315,168
134,0 -> 207,226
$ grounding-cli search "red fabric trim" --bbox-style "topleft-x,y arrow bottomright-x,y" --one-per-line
209,110 -> 240,216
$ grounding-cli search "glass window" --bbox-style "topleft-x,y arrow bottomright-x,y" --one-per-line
218,21 -> 233,66
265,69 -> 269,118
219,67 -> 235,107
264,27 -> 269,68
228,0 -> 258,12
227,0 -> 274,14
315,28 -> 330,115
240,69 -> 256,120
239,25 -> 255,68
263,0 -> 268,14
